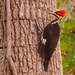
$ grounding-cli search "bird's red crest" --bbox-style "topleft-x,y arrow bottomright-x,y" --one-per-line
54,10 -> 66,17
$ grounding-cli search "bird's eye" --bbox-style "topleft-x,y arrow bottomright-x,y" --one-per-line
55,12 -> 62,17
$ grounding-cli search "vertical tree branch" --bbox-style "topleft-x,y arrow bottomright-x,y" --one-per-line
6,0 -> 17,75
6,0 -> 11,58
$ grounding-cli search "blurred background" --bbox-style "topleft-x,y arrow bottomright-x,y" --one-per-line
57,0 -> 75,75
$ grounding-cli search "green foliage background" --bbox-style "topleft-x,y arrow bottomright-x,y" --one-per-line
56,0 -> 75,74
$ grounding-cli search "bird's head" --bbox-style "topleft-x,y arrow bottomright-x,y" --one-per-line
54,10 -> 66,18
49,10 -> 66,19
49,10 -> 66,24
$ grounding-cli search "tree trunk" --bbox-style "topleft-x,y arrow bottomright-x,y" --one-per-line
0,0 -> 63,75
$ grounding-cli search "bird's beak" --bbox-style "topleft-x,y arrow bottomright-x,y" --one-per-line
48,12 -> 55,15
48,12 -> 56,17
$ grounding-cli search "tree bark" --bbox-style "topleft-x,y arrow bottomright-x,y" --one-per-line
0,0 -> 63,75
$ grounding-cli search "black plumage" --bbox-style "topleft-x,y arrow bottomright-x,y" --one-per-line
43,22 -> 60,71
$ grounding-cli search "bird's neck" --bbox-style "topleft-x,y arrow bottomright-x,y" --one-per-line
51,18 -> 61,24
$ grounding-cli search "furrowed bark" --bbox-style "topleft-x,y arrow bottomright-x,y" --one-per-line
0,0 -> 63,75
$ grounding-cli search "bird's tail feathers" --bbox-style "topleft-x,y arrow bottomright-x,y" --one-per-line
43,60 -> 49,71
43,55 -> 52,71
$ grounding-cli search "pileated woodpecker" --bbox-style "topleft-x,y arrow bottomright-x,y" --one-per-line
41,10 -> 66,71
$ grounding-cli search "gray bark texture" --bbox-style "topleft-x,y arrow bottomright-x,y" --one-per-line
0,0 -> 63,75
